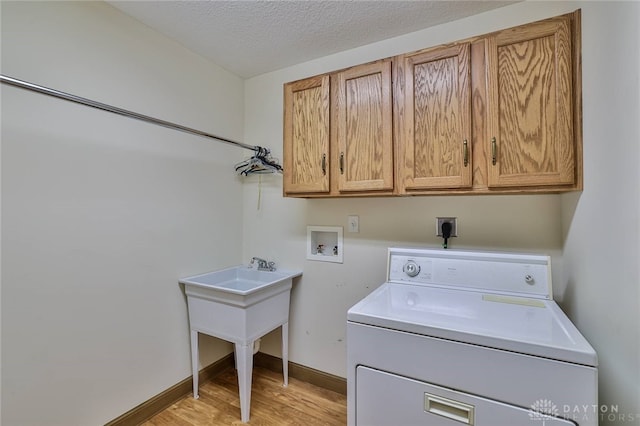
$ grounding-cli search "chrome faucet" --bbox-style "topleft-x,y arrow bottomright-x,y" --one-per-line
250,257 -> 277,271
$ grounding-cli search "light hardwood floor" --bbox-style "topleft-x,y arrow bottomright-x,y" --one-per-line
142,366 -> 347,425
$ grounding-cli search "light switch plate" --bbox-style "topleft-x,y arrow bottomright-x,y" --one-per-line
348,215 -> 359,233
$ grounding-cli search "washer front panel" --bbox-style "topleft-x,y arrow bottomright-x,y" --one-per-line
347,322 -> 598,426
357,366 -> 575,426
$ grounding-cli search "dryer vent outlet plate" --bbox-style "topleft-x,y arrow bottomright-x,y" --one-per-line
436,217 -> 458,237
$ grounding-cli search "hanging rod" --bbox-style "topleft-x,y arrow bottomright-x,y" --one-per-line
0,74 -> 262,153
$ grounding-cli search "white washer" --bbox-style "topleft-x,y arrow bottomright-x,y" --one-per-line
347,248 -> 598,426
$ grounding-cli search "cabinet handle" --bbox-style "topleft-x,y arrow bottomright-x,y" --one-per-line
340,152 -> 344,175
321,154 -> 326,175
463,139 -> 469,167
425,393 -> 474,425
491,137 -> 497,166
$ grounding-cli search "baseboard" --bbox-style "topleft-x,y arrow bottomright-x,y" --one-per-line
254,352 -> 347,395
105,352 -> 347,425
104,354 -> 234,426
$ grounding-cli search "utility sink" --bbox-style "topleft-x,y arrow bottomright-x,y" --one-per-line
179,266 -> 302,423
180,266 -> 302,308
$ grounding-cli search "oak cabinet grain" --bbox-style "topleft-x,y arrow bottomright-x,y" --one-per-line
283,61 -> 393,196
397,43 -> 472,192
283,75 -> 330,194
486,14 -> 576,188
283,11 -> 581,197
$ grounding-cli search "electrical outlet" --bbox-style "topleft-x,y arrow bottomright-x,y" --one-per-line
436,217 -> 458,237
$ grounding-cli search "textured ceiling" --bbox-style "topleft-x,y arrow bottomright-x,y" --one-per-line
107,1 -> 515,78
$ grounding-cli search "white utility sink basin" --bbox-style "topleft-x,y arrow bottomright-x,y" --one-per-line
180,266 -> 301,307
179,266 -> 302,423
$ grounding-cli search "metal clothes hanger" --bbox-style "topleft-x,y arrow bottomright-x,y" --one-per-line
235,147 -> 283,176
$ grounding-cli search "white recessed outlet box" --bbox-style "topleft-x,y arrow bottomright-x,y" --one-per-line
307,226 -> 343,263
436,217 -> 458,237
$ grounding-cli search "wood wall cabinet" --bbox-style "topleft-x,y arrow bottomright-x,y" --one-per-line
486,15 -> 577,188
283,75 -> 330,194
397,43 -> 472,192
335,61 -> 394,193
283,10 -> 581,197
283,61 -> 393,196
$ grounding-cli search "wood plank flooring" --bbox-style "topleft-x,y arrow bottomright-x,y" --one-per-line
142,366 -> 347,425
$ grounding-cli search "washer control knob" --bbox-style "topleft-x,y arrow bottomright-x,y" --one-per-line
403,261 -> 421,277
525,274 -> 534,284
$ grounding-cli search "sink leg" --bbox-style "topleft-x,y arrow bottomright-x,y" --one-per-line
190,330 -> 199,399
282,322 -> 289,387
235,342 -> 253,423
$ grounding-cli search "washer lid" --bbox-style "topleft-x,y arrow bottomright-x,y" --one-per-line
347,282 -> 598,367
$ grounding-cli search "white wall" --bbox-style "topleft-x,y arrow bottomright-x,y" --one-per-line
243,1 -> 640,424
561,2 -> 640,423
1,2 -> 245,425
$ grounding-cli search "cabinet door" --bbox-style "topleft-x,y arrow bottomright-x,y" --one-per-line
283,75 -> 330,194
486,17 -> 574,187
335,61 -> 393,192
400,43 -> 472,190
